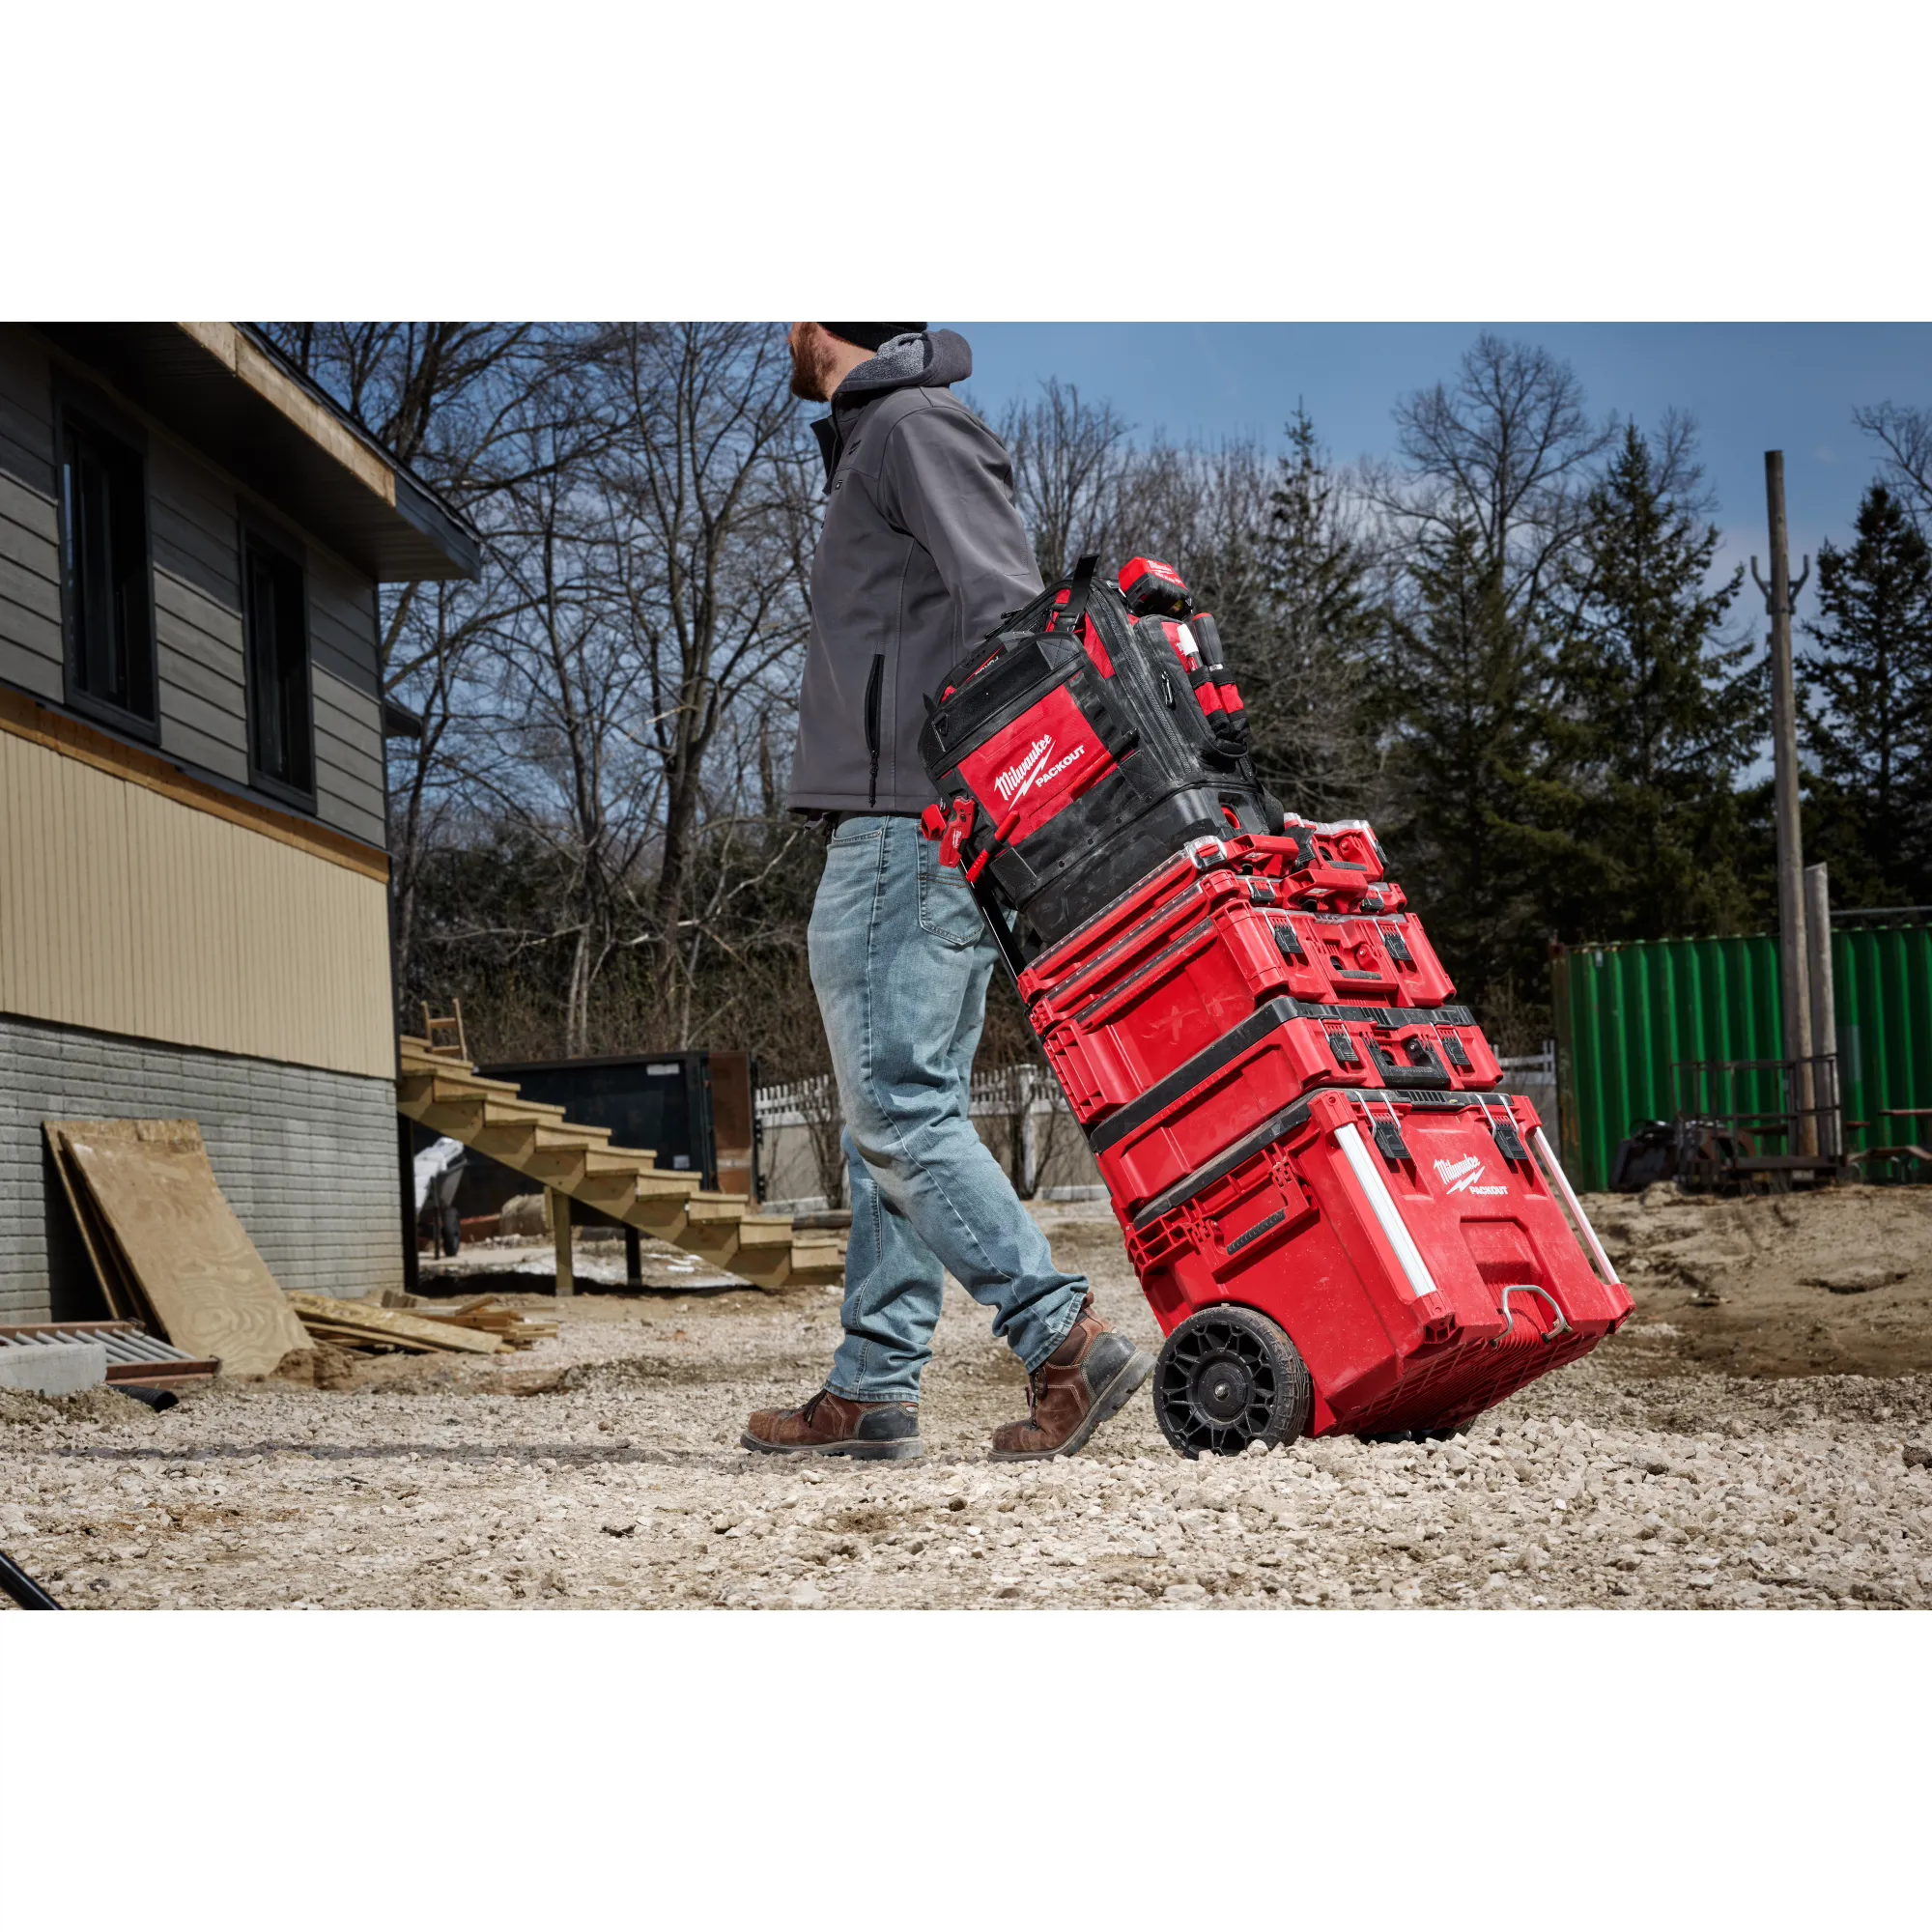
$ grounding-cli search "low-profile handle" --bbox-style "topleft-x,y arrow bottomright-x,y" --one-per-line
1492,1284 -> 1573,1346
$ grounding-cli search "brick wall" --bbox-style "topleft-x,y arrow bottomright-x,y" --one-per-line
0,1014 -> 402,1322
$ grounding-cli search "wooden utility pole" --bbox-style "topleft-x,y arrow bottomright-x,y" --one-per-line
1752,451 -> 1816,1155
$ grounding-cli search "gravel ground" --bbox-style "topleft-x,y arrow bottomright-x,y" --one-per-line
5,1194 -> 1931,1611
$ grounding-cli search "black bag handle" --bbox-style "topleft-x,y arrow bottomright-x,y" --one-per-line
1047,554 -> 1100,638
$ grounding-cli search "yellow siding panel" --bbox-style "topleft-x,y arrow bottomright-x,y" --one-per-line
0,729 -> 393,1078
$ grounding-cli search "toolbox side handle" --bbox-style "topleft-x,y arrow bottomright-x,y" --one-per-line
1367,1036 -> 1452,1089
1527,1125 -> 1619,1286
1333,1122 -> 1438,1303
1493,1284 -> 1573,1346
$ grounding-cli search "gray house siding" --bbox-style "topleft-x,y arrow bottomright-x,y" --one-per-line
0,334 -> 61,704
0,1014 -> 404,1325
0,325 -> 390,852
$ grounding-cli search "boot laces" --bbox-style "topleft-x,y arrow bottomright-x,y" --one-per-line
799,1389 -> 829,1428
1025,1366 -> 1047,1422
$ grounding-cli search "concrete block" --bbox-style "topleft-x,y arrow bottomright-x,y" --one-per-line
0,1340 -> 107,1395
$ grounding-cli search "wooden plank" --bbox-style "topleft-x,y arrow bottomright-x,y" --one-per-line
550,1189 -> 574,1300
619,1198 -> 687,1240
732,1216 -> 798,1251
311,668 -> 384,759
678,1224 -> 740,1267
178,326 -> 397,505
39,1125 -> 144,1323
684,1193 -> 750,1218
0,467 -> 57,550
518,1146 -> 587,1186
574,1173 -> 639,1216
287,1292 -> 505,1354
51,1120 -> 310,1376
733,1252 -> 793,1292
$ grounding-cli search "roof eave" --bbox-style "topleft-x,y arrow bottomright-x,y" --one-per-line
34,322 -> 482,584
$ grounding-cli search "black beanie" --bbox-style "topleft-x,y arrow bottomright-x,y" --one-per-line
820,323 -> 926,353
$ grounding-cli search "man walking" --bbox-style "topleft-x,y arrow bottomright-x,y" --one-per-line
743,324 -> 1153,1463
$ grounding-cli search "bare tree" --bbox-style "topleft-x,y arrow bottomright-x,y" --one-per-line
992,379 -> 1138,582
261,323 -> 618,1011
1855,401 -> 1932,530
596,323 -> 817,1027
1380,332 -> 1615,616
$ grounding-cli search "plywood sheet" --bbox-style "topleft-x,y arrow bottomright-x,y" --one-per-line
52,1119 -> 309,1377
43,1122 -> 144,1322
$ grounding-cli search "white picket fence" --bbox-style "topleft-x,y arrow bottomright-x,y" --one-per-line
756,1065 -> 1072,1130
1497,1040 -> 1559,1129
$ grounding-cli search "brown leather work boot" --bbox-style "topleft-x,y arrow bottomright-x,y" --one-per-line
989,1298 -> 1153,1461
742,1389 -> 922,1461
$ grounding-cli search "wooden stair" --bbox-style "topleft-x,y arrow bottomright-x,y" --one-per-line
397,1036 -> 843,1291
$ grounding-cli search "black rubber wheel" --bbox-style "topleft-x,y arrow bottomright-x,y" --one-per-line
1153,1305 -> 1313,1459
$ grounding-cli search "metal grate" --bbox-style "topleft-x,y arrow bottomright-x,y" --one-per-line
0,1322 -> 217,1382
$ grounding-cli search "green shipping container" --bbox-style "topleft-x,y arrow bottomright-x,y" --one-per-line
1552,924 -> 1932,1191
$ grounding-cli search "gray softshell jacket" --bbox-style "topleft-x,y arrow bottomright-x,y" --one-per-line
786,329 -> 1043,815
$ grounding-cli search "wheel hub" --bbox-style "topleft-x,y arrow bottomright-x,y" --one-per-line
1191,1351 -> 1252,1424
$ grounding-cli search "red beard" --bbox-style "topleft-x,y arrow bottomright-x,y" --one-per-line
789,327 -> 838,403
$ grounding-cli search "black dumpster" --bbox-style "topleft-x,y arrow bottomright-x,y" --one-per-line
477,1051 -> 760,1199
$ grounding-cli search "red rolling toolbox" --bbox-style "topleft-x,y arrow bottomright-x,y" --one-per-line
1123,1088 -> 1633,1447
1013,827 -> 1406,1013
1027,874 -> 1459,1111
1087,997 -> 1503,1208
919,554 -> 1630,1455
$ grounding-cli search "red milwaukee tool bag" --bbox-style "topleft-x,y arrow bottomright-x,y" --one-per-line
918,554 -> 1276,949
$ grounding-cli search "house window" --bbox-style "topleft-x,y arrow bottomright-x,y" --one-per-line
242,531 -> 315,801
58,410 -> 156,730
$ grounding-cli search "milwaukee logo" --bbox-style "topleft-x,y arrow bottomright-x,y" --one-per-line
994,736 -> 1053,804
1435,1152 -> 1508,1198
994,735 -> 1086,806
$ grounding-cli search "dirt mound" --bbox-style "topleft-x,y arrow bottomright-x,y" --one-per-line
1588,1183 -> 1932,1378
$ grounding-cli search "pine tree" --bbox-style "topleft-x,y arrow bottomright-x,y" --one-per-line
1550,422 -> 1760,939
1245,408 -> 1382,816
1379,518 -> 1570,1008
1801,481 -> 1932,905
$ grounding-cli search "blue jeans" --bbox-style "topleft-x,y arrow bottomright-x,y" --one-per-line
810,815 -> 1090,1404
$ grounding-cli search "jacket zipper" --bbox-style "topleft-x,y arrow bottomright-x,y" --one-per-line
864,654 -> 884,809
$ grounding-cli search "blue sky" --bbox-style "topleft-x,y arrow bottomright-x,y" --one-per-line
949,324 -> 1932,607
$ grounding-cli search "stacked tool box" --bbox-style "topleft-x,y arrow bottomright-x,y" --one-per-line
920,558 -> 1632,1457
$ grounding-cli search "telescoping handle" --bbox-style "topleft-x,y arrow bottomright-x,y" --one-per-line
966,854 -> 1030,980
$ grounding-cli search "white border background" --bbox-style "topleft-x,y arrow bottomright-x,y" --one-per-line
4,2 -> 1926,1919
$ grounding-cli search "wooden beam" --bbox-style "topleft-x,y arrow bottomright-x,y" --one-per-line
287,1292 -> 505,1354
550,1188 -> 574,1299
179,324 -> 398,506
